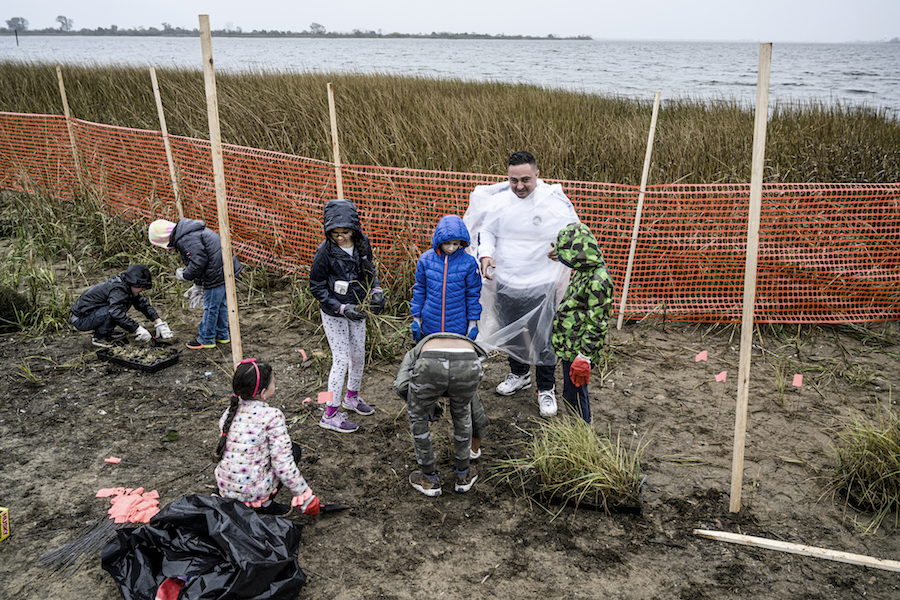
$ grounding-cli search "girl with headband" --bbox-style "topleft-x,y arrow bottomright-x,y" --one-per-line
214,358 -> 319,516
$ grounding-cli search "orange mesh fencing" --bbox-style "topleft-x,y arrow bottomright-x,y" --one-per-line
2,112 -> 899,324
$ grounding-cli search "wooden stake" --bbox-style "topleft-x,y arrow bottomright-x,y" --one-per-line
730,43 -> 772,513
55,64 -> 84,190
150,67 -> 184,219
327,82 -> 344,199
617,91 -> 661,330
199,15 -> 242,366
694,530 -> 900,573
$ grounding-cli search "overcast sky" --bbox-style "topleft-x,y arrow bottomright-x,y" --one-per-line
7,1 -> 899,43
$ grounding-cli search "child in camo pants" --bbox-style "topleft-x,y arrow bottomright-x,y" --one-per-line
394,333 -> 486,497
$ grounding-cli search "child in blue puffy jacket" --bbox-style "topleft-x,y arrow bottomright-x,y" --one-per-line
409,214 -> 488,459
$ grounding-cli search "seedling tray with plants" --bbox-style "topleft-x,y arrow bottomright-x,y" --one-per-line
97,345 -> 181,373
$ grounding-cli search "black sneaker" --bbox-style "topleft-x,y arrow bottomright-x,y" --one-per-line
454,465 -> 478,493
254,501 -> 292,516
110,330 -> 126,340
92,335 -> 113,348
409,471 -> 442,497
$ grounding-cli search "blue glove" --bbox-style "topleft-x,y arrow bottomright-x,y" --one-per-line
411,319 -> 423,342
467,320 -> 478,340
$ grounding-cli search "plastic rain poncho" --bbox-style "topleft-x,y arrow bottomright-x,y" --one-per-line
463,180 -> 579,366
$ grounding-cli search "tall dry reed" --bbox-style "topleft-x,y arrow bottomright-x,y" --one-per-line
1,61 -> 897,185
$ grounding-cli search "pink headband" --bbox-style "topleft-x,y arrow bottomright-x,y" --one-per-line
235,358 -> 261,398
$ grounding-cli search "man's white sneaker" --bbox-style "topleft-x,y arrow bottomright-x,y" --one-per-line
496,373 -> 532,396
538,389 -> 558,417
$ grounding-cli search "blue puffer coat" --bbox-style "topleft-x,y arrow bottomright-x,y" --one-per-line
410,215 -> 482,336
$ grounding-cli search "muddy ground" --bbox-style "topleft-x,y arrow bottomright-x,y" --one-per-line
1,283 -> 900,599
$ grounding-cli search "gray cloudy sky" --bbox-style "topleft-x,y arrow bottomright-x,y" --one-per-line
9,1 -> 899,43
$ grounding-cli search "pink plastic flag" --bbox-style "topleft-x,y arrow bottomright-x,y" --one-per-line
297,349 -> 307,361
105,456 -> 122,464
715,371 -> 727,383
302,397 -> 312,404
792,374 -> 803,387
695,351 -> 708,362
318,391 -> 333,404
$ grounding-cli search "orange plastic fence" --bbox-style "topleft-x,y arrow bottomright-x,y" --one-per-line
1,112 -> 899,323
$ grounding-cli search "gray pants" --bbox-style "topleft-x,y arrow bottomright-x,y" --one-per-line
407,349 -> 483,473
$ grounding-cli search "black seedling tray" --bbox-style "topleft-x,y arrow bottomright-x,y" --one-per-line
97,347 -> 181,373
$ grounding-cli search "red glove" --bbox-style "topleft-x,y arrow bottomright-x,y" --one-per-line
292,493 -> 320,516
569,357 -> 591,387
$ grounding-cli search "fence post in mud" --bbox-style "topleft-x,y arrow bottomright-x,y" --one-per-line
150,67 -> 184,219
730,43 -> 772,513
327,82 -> 344,199
199,14 -> 243,366
55,64 -> 84,191
617,91 -> 661,330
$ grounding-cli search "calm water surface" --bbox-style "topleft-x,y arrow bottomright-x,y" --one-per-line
2,36 -> 898,115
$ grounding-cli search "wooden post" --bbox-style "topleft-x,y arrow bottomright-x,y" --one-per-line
150,67 -> 184,219
729,43 -> 772,513
694,530 -> 900,573
55,64 -> 84,190
199,15 -> 242,366
327,82 -> 344,199
616,91 -> 661,330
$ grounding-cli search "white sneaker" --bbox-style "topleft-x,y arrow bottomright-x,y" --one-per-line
496,373 -> 532,396
470,447 -> 482,460
538,389 -> 558,417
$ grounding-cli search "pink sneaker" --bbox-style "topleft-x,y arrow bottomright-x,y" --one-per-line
319,411 -> 359,433
342,394 -> 374,416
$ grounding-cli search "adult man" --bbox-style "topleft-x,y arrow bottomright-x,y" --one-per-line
394,332 -> 485,497
464,151 -> 579,417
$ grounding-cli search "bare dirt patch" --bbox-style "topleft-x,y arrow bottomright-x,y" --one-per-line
1,293 -> 899,599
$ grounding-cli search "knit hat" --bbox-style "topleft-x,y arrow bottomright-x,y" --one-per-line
148,219 -> 176,248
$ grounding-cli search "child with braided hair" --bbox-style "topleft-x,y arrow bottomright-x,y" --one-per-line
214,358 -> 320,517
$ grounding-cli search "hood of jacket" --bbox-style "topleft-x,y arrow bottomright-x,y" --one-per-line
431,215 -> 470,255
169,218 -> 207,249
322,199 -> 362,237
555,222 -> 604,271
123,264 -> 153,289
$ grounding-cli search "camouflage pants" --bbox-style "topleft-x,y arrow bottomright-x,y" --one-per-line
407,350 -> 483,473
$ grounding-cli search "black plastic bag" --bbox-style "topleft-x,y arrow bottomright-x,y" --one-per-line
101,494 -> 306,600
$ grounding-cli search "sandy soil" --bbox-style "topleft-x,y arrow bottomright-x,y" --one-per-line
2,281 -> 900,599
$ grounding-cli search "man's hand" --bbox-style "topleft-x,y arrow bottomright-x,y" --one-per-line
480,256 -> 495,280
154,321 -> 173,339
547,242 -> 559,262
134,326 -> 152,343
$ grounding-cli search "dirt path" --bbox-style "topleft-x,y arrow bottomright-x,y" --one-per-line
1,296 -> 899,599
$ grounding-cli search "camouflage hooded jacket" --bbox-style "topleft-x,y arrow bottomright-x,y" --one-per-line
551,222 -> 614,362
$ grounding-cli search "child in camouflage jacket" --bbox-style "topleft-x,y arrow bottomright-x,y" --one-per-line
550,222 -> 614,423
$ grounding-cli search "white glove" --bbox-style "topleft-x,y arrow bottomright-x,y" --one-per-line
155,321 -> 173,339
174,267 -> 186,282
135,326 -> 152,343
183,284 -> 203,309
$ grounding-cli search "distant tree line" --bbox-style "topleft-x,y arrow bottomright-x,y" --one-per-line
2,17 -> 593,40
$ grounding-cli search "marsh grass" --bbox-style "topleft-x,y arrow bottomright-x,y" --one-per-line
492,418 -> 645,515
1,61 -> 898,184
828,403 -> 900,534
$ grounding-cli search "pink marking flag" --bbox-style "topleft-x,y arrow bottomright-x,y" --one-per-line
317,391 -> 333,404
715,371 -> 727,383
695,351 -> 708,362
297,348 -> 307,361
792,374 -> 803,387
105,456 -> 122,464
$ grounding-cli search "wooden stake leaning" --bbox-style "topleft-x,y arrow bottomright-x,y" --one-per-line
199,15 -> 242,366
55,64 -> 84,190
694,530 -> 900,573
150,67 -> 184,219
729,43 -> 772,513
617,91 -> 661,330
327,82 -> 344,199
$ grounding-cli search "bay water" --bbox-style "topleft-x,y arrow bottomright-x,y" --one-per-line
2,35 -> 898,115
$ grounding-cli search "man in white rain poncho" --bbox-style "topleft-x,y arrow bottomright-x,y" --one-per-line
464,151 -> 580,417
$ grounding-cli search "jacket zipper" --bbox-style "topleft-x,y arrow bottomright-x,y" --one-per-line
441,254 -> 448,331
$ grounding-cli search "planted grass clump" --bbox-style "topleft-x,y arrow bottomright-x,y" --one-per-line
494,418 -> 645,515
830,405 -> 900,534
